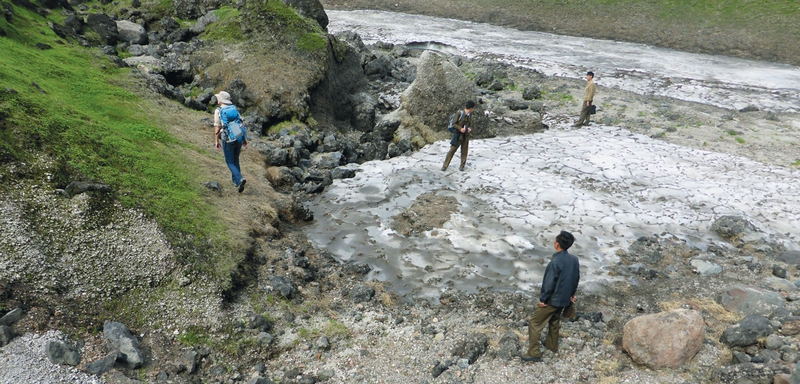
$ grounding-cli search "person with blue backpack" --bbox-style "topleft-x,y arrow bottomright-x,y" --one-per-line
213,91 -> 248,193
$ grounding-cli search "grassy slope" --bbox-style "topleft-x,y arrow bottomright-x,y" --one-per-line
0,4 -> 248,295
322,0 -> 800,65
0,0 -> 331,338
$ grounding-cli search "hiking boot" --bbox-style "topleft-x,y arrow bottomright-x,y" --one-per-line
459,165 -> 465,171
441,166 -> 447,171
238,179 -> 246,193
520,354 -> 542,363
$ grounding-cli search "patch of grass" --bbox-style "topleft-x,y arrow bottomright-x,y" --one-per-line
791,159 -> 800,167
179,326 -> 211,346
297,32 -> 328,52
246,0 -> 327,52
203,6 -> 245,42
735,137 -> 745,144
323,319 -> 350,339
726,130 -> 740,136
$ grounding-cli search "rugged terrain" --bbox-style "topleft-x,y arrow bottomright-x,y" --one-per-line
1,0 -> 800,384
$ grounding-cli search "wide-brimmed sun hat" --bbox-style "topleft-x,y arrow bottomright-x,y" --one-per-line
215,91 -> 232,105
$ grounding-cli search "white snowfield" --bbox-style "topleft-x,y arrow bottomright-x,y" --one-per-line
309,124 -> 800,299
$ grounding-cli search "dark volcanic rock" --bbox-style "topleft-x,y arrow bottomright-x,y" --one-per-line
720,314 -> 774,347
349,284 -> 375,303
46,340 -> 81,366
451,332 -> 488,364
86,13 -> 118,46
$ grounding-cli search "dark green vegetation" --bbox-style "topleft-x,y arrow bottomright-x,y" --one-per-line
322,0 -> 800,65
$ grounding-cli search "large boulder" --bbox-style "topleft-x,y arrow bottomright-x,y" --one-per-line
720,314 -> 775,347
718,285 -> 785,317
283,0 -> 328,30
116,20 -> 147,45
401,51 -> 485,133
86,13 -> 118,46
622,309 -> 705,369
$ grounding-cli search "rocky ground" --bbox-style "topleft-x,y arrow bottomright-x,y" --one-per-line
3,2 -> 800,384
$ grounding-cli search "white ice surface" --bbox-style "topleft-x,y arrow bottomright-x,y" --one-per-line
308,125 -> 800,299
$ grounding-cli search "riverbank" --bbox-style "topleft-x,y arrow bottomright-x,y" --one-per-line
321,0 -> 800,66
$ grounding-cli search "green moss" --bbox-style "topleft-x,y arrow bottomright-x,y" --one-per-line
179,326 -> 211,346
735,137 -> 745,144
297,32 -> 327,52
203,6 -> 245,41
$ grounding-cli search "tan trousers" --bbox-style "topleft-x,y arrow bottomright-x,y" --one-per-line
442,134 -> 469,169
525,305 -> 565,358
576,100 -> 593,126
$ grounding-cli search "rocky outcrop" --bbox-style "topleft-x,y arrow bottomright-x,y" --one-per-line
116,20 -> 147,45
622,309 -> 705,369
401,51 -> 482,132
283,0 -> 328,30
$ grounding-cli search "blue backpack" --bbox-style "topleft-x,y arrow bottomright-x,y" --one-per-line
219,105 -> 247,142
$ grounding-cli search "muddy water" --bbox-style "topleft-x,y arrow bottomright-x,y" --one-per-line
327,10 -> 800,113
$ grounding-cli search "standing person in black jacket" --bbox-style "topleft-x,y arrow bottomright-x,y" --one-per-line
521,231 -> 581,362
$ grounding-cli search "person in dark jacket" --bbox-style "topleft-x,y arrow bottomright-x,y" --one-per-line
441,100 -> 475,172
521,230 -> 581,362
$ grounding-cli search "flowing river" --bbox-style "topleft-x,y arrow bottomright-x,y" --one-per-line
307,10 -> 800,300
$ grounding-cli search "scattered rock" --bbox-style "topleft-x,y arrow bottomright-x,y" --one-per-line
103,321 -> 143,369
720,314 -> 774,347
0,325 -> 13,347
0,308 -> 23,326
496,331 -> 520,360
451,332 -> 488,364
315,336 -> 330,351
522,84 -> 541,100
718,285 -> 786,317
349,285 -> 375,303
739,105 -> 759,112
690,259 -> 722,275
116,20 -> 147,45
86,351 -> 118,375
269,276 -> 297,299
45,340 -> 81,366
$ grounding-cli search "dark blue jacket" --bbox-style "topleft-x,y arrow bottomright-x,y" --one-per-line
539,250 -> 580,308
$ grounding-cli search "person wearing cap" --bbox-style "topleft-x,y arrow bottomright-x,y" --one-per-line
213,91 -> 247,193
442,100 -> 475,172
573,71 -> 596,127
521,230 -> 580,363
